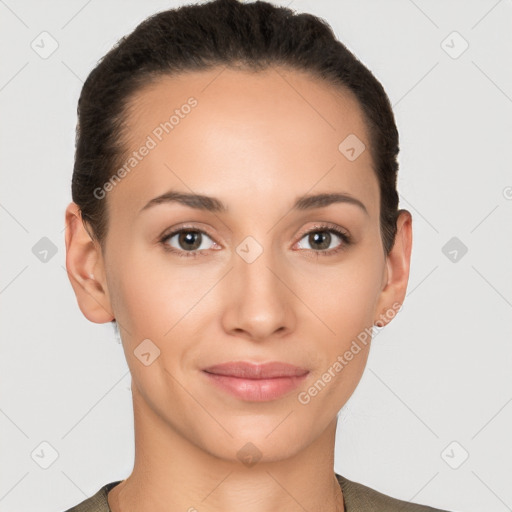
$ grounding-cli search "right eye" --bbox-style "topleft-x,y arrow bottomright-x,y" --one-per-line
159,228 -> 219,258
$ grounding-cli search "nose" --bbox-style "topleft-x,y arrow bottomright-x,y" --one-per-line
220,241 -> 296,342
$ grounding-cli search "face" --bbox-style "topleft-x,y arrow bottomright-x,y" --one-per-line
67,66 -> 411,463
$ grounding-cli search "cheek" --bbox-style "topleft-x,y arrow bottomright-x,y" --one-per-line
309,253 -> 384,337
299,246 -> 383,398
109,250 -> 218,345
299,264 -> 380,413
106,249 -> 174,340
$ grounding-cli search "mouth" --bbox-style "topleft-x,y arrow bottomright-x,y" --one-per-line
201,361 -> 310,402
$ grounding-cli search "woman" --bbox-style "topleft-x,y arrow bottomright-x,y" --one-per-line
63,0 -> 453,510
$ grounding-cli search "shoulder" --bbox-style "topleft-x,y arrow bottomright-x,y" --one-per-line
61,481 -> 121,512
336,473 -> 453,511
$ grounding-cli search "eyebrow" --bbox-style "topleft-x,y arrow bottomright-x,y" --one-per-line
139,190 -> 368,216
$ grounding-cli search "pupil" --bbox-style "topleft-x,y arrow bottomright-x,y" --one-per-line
180,231 -> 201,250
311,232 -> 330,250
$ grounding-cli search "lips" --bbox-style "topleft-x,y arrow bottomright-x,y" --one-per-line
201,361 -> 310,401
202,361 -> 309,379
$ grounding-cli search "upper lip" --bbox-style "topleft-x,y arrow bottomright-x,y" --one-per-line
202,361 -> 309,379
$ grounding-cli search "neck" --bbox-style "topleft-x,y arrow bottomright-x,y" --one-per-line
108,386 -> 344,512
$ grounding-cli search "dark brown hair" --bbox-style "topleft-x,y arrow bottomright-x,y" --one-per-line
72,0 -> 400,256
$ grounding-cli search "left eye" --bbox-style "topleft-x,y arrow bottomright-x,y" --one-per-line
296,228 -> 349,252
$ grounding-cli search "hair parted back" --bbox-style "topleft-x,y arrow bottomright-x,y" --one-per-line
72,0 -> 400,257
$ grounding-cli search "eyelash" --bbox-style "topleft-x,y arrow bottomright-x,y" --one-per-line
158,223 -> 352,259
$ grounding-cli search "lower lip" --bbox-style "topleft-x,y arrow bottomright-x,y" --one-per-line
202,371 -> 309,402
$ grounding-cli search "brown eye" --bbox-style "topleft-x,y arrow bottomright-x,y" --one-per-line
160,229 -> 217,257
296,225 -> 351,256
307,231 -> 333,251
176,231 -> 203,251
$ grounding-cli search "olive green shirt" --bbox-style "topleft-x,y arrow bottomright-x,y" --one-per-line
63,473 -> 452,511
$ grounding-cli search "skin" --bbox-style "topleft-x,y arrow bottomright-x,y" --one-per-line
65,66 -> 412,512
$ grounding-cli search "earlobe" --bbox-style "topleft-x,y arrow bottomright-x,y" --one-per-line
373,209 -> 413,327
64,202 -> 115,324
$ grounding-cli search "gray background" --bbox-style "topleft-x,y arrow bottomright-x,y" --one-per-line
1,1 -> 511,511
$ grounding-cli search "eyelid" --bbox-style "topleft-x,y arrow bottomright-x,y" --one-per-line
159,224 -> 219,248
295,222 -> 350,242
159,223 -> 217,241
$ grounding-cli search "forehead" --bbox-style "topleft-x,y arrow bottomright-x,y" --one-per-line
110,66 -> 378,219
124,66 -> 370,144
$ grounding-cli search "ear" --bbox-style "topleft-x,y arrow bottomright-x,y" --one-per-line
64,202 -> 114,323
374,209 -> 412,327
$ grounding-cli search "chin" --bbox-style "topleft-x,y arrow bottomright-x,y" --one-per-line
200,418 -> 312,463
